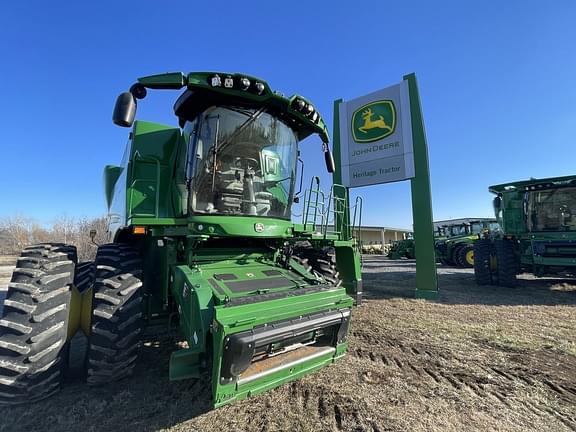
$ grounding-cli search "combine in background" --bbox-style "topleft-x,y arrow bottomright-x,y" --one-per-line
475,175 -> 576,286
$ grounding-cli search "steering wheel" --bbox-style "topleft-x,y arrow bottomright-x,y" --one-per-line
234,157 -> 260,173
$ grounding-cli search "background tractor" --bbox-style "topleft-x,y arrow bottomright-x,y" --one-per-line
474,175 -> 576,287
0,72 -> 362,407
435,219 -> 499,268
387,236 -> 415,260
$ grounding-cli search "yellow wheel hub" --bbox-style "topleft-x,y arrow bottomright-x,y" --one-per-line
465,249 -> 474,266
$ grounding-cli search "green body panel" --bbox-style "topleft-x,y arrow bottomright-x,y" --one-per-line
489,174 -> 576,275
103,165 -> 123,209
188,216 -> 293,238
211,288 -> 351,407
167,252 -> 352,406
104,71 -> 361,408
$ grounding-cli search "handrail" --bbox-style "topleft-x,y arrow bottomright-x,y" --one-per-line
302,177 -> 325,231
301,178 -> 364,244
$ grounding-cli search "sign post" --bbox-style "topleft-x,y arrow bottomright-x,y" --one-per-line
333,73 -> 437,299
404,73 -> 438,299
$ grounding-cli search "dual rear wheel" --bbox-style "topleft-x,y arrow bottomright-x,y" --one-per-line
473,239 -> 517,287
0,243 -> 143,405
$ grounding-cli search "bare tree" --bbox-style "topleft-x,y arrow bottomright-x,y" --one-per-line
0,214 -> 35,254
51,215 -> 79,245
76,217 -> 111,261
0,214 -> 111,261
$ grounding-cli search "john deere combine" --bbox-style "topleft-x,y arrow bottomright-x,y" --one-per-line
0,72 -> 362,407
475,175 -> 576,286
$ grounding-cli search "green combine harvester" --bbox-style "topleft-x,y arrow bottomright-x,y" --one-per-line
0,72 -> 362,407
474,175 -> 576,286
435,219 -> 498,268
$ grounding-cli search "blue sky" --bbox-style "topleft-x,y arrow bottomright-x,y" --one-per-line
1,1 -> 575,229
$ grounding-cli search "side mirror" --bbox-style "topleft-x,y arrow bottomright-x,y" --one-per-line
493,196 -> 502,219
113,92 -> 137,127
324,145 -> 335,173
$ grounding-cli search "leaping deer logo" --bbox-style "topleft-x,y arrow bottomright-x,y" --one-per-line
358,108 -> 392,133
351,100 -> 396,143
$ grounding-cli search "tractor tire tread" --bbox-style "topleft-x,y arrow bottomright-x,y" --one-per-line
0,243 -> 76,405
86,243 -> 143,386
293,246 -> 343,288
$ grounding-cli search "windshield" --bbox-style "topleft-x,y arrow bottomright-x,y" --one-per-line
470,222 -> 484,234
449,225 -> 468,236
186,106 -> 298,219
527,187 -> 576,232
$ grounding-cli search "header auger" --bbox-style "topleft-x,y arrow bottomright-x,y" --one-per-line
0,71 -> 362,408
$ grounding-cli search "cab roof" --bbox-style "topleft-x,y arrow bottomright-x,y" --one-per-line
489,174 -> 576,194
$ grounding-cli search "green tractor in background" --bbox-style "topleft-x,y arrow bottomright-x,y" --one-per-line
435,219 -> 499,268
474,175 -> 576,287
387,235 -> 415,260
0,72 -> 362,407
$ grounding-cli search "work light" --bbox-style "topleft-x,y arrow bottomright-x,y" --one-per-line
240,77 -> 250,90
211,75 -> 222,87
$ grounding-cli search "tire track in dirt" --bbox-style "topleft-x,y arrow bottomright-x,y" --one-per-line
286,381 -> 385,432
350,331 -> 576,429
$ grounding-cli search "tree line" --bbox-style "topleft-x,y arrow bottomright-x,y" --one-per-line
0,215 -> 111,261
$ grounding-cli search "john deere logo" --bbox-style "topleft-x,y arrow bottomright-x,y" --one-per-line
254,223 -> 264,233
351,100 -> 396,143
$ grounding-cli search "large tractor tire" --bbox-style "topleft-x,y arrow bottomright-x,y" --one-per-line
495,239 -> 518,288
74,262 -> 95,294
0,243 -> 77,405
294,246 -> 342,287
473,239 -> 492,285
458,245 -> 475,268
452,246 -> 464,267
86,244 -> 143,385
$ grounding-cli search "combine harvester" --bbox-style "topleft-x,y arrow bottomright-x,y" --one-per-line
0,72 -> 362,407
475,175 -> 576,286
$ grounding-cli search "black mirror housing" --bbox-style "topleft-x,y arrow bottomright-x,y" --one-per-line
324,147 -> 336,173
113,92 -> 137,127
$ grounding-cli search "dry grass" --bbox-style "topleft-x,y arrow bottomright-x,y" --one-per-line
0,256 -> 575,431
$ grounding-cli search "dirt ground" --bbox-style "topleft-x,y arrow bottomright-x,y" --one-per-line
0,255 -> 575,432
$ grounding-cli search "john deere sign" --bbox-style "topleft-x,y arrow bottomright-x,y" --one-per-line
338,81 -> 414,187
351,100 -> 396,143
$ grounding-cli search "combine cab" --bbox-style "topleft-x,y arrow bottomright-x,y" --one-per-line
474,175 -> 576,286
0,72 -> 362,407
